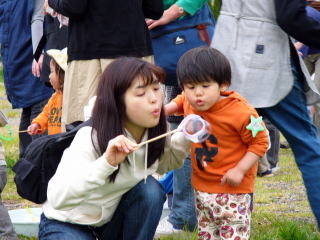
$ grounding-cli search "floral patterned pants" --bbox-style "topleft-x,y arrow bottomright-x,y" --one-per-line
195,191 -> 252,240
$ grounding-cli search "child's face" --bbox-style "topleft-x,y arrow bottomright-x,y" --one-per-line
124,76 -> 163,134
49,60 -> 61,91
183,81 -> 227,111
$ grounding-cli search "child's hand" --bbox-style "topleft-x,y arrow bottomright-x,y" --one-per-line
164,102 -> 178,116
27,123 -> 41,135
105,135 -> 138,167
221,167 -> 245,187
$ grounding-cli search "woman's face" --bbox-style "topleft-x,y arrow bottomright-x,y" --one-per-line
124,76 -> 164,137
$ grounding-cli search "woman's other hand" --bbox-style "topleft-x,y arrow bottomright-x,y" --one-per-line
105,135 -> 138,167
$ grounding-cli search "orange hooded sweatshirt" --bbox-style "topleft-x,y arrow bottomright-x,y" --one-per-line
173,91 -> 269,194
32,92 -> 62,135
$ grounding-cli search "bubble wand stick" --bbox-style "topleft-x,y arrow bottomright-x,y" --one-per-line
139,114 -> 211,147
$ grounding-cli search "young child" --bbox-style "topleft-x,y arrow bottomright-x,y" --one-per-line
28,48 -> 67,135
165,47 -> 269,240
38,57 -> 191,240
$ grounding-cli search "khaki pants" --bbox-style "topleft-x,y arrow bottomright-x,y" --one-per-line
62,56 -> 153,129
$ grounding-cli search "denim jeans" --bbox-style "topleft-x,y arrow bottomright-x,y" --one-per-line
38,176 -> 166,240
19,98 -> 49,158
0,165 -> 19,240
258,76 -> 320,228
168,123 -> 197,231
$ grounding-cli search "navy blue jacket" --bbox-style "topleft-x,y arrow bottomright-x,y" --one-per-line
300,6 -> 320,56
0,0 -> 53,109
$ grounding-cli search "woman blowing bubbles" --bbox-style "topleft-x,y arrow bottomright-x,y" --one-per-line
38,57 -> 191,240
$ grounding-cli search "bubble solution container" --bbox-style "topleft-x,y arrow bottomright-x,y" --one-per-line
9,207 -> 42,237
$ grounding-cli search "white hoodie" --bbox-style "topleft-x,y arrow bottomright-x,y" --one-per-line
43,126 -> 190,226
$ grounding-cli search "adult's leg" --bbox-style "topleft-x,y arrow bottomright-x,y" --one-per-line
38,214 -> 96,240
309,54 -> 320,133
62,60 -> 102,127
96,176 -> 166,240
257,155 -> 271,176
264,118 -> 280,169
258,78 -> 320,228
162,85 -> 197,231
169,154 -> 197,231
19,106 -> 31,158
0,165 -> 18,240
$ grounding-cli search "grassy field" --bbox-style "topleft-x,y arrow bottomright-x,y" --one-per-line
0,64 -> 319,239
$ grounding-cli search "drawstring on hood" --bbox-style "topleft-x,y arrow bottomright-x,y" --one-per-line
131,129 -> 149,184
144,142 -> 148,183
133,150 -> 136,172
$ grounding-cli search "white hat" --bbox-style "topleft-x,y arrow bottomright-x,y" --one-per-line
46,48 -> 68,71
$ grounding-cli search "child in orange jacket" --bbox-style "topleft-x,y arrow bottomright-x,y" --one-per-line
165,47 -> 269,240
28,48 -> 67,135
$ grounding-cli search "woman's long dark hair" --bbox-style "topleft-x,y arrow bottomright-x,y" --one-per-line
91,57 -> 167,182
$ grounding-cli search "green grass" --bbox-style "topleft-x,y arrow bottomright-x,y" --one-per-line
0,63 -> 319,239
0,62 -> 3,83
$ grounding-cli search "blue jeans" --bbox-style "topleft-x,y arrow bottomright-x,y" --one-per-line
38,176 -> 166,240
19,98 -> 49,158
258,77 -> 320,228
168,123 -> 197,231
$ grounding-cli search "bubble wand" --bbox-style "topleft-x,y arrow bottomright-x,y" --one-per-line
138,114 -> 211,147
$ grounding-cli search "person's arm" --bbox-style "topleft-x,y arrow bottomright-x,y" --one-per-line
147,0 -> 207,30
47,0 -> 87,19
294,42 -> 304,56
47,127 -> 134,210
31,0 -> 44,54
29,95 -> 53,134
164,101 -> 178,116
142,0 -> 164,20
221,109 -> 269,187
221,152 -> 259,187
274,0 -> 320,48
157,131 -> 191,174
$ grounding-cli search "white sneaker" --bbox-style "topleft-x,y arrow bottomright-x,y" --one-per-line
154,216 -> 182,238
271,166 -> 280,173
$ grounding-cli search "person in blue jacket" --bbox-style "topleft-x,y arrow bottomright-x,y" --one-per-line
0,0 -> 53,158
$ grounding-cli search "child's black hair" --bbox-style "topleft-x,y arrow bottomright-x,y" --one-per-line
176,46 -> 232,88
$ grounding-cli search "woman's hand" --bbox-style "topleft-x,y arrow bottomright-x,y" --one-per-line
147,4 -> 185,30
105,135 -> 138,167
220,167 -> 245,187
27,123 -> 41,135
